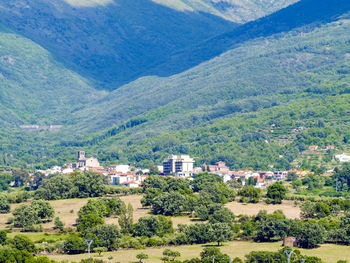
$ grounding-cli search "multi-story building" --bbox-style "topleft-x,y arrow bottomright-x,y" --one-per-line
163,155 -> 194,176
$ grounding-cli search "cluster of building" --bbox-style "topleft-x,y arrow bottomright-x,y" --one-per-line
39,152 -> 312,188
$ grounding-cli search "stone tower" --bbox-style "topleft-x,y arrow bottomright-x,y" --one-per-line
78,150 -> 85,160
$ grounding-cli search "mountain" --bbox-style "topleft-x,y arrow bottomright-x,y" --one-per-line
0,23 -> 103,127
0,0 -> 300,89
0,0 -> 236,89
152,0 -> 300,23
0,0 -> 349,170
151,0 -> 350,77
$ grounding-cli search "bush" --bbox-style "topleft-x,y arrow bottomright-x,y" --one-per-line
63,235 -> 87,254
0,196 -> 10,213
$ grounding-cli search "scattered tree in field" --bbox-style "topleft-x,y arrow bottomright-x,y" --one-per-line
162,249 -> 181,262
93,247 -> 107,256
119,203 -> 134,234
266,183 -> 286,204
0,196 -> 10,213
30,200 -> 54,222
54,217 -> 65,231
136,252 -> 149,263
63,235 -> 87,254
238,186 -> 261,203
211,223 -> 234,246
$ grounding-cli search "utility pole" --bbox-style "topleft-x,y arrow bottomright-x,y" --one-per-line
85,239 -> 94,258
284,249 -> 294,263
212,255 -> 215,263
300,258 -> 305,263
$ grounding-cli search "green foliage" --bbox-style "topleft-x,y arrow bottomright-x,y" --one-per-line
30,200 -> 54,221
0,195 -> 10,213
118,203 -> 134,234
266,183 -> 286,204
76,213 -> 104,233
10,235 -> 36,253
93,247 -> 107,256
133,215 -> 174,238
255,217 -> 289,242
54,217 -> 65,231
35,172 -> 106,200
87,224 -> 121,250
136,252 -> 149,263
298,222 -> 326,248
152,192 -> 186,216
162,248 -> 181,262
13,204 -> 38,231
238,186 -> 261,203
63,235 -> 87,254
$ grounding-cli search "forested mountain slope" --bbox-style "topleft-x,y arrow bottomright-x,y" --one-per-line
152,0 -> 350,76
0,0 -> 236,89
0,23 -> 102,127
3,13 -> 348,169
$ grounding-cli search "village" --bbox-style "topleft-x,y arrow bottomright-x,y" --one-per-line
37,150 -> 322,188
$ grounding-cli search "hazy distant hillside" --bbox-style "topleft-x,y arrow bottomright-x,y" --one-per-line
0,0 -> 235,89
153,0 -> 299,23
0,23 -> 102,127
152,0 -> 350,77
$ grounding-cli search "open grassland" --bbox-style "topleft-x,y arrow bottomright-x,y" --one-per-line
47,241 -> 350,263
0,195 -> 300,231
225,200 -> 301,219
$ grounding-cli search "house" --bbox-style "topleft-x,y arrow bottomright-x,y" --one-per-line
283,237 -> 299,247
108,165 -> 130,173
335,153 -> 350,162
308,145 -> 318,150
120,181 -> 142,188
202,161 -> 230,175
326,145 -> 335,150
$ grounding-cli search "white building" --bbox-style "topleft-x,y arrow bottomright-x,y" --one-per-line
335,153 -> 350,162
108,165 -> 130,173
163,155 -> 194,176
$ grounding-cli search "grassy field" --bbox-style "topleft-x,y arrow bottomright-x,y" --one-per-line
0,195 -> 301,232
225,200 -> 301,219
46,241 -> 350,263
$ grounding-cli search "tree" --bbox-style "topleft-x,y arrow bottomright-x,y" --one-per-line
211,223 -> 234,246
255,217 -> 289,242
162,249 -> 181,262
72,172 -> 106,198
0,196 -> 10,213
54,217 -> 65,231
136,252 -> 149,263
119,203 -> 133,234
13,204 -> 38,230
266,183 -> 286,204
63,235 -> 87,254
88,224 -> 121,250
191,173 -> 223,192
141,188 -> 162,207
10,235 -> 36,253
35,175 -> 76,200
298,222 -> 326,248
238,186 -> 261,203
76,213 -> 104,232
133,215 -> 173,237
30,200 -> 54,222
152,192 -> 185,216
200,247 -> 230,263
209,207 -> 235,224
12,168 -> 29,187
0,231 -> 6,246
93,247 -> 107,256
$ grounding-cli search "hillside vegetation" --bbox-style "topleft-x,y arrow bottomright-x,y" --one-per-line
0,0 -> 349,170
